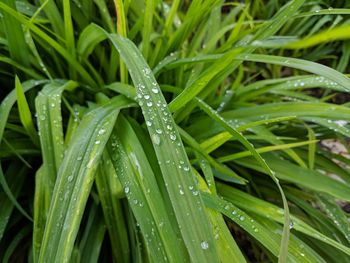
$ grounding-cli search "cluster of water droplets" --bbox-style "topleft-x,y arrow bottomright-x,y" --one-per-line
134,70 -> 181,148
224,204 -> 259,233
322,205 -> 350,241
284,76 -> 340,91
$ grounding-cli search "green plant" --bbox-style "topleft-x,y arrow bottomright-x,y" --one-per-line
1,0 -> 350,262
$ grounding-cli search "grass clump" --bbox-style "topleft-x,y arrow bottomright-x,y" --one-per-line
1,0 -> 350,262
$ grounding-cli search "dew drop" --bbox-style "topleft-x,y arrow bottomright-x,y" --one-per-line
170,134 -> 176,141
98,128 -> 106,135
152,88 -> 159,94
67,175 -> 73,182
95,140 -> 101,145
200,241 -> 209,250
152,134 -> 161,145
146,121 -> 152,127
155,128 -> 163,134
124,187 -> 130,194
289,221 -> 294,229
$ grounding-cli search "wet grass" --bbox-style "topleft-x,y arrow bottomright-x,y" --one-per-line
0,0 -> 350,262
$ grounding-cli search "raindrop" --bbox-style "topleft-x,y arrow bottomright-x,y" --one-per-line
200,241 -> 209,250
239,216 -> 245,221
147,101 -> 153,107
152,88 -> 159,94
95,140 -> 101,145
124,187 -> 130,194
156,128 -> 163,134
289,221 -> 294,229
152,134 -> 161,145
67,175 -> 73,182
98,128 -> 106,135
179,189 -> 184,195
146,121 -> 152,127
170,134 -> 176,141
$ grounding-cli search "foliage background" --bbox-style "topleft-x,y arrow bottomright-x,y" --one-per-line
1,0 -> 350,262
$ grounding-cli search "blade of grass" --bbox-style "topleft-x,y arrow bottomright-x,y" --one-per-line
108,114 -> 190,262
95,150 -> 130,262
35,80 -> 78,196
33,166 -> 50,262
217,183 -> 350,256
63,0 -> 76,79
15,76 -> 39,146
235,155 -> 350,202
113,0 -> 128,83
141,0 -> 154,60
38,96 -> 135,262
202,192 -> 323,262
218,140 -> 318,162
1,0 -> 30,67
38,0 -> 64,36
195,171 -> 247,263
195,98 -> 291,263
178,126 -> 246,184
78,204 -> 106,263
96,26 -> 220,262
317,194 -> 350,243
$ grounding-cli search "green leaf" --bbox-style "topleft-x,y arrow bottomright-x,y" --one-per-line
15,76 -> 39,146
35,80 -> 78,195
108,115 -> 189,262
217,183 -> 350,257
38,96 -> 135,262
95,151 -> 130,262
97,26 -> 220,262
